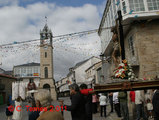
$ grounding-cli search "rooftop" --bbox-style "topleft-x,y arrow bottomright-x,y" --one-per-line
14,62 -> 40,67
0,73 -> 16,79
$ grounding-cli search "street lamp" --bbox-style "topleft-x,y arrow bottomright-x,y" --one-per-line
100,53 -> 106,62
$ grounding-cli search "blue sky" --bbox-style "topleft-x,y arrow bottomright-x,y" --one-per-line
0,0 -> 106,80
19,0 -> 106,7
0,0 -> 106,8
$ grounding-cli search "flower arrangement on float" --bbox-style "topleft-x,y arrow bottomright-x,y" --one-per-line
113,59 -> 135,80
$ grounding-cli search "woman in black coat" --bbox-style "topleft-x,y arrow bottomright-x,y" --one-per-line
152,89 -> 159,120
60,83 -> 86,120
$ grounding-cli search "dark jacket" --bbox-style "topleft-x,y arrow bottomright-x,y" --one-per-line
6,106 -> 13,116
152,90 -> 159,114
29,111 -> 40,120
84,94 -> 92,120
118,91 -> 127,103
65,92 -> 86,120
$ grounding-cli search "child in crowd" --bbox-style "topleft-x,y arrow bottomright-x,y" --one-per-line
146,98 -> 153,119
6,103 -> 13,120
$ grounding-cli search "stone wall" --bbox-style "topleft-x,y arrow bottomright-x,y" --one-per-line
1,77 -> 15,103
125,20 -> 159,79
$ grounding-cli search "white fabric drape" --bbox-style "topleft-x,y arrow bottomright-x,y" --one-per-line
12,81 -> 26,100
12,82 -> 15,100
19,82 -> 25,99
12,82 -> 19,100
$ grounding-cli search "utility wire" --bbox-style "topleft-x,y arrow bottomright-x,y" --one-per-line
0,29 -> 98,47
0,23 -> 131,47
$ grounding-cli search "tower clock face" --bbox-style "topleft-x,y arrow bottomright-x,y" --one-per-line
44,45 -> 48,50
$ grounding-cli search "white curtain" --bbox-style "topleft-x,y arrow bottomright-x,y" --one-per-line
19,82 -> 26,99
12,81 -> 26,100
12,82 -> 19,100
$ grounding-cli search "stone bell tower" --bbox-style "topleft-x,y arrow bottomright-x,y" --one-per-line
39,24 -> 57,100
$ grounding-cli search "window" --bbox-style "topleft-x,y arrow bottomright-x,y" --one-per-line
24,68 -> 26,73
122,1 -> 127,14
113,0 -> 117,15
147,0 -> 159,11
34,67 -> 38,73
45,52 -> 47,58
14,69 -> 17,75
44,67 -> 48,78
129,0 -> 145,12
21,68 -> 24,74
28,67 -> 32,76
16,68 -> 20,77
21,68 -> 27,77
128,35 -> 135,56
110,4 -> 114,25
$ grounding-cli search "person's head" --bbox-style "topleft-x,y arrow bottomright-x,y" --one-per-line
7,102 -> 10,106
35,100 -> 41,107
147,98 -> 151,103
16,96 -> 22,102
29,78 -> 33,83
34,89 -> 51,107
69,83 -> 79,95
79,83 -> 87,90
31,93 -> 34,97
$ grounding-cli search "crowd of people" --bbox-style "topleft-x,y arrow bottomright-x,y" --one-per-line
111,89 -> 159,120
5,84 -> 159,120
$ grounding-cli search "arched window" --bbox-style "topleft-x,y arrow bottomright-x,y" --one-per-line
43,84 -> 50,91
45,52 -> 47,58
44,67 -> 48,78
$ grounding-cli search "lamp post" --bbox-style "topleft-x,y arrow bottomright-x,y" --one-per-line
100,53 -> 106,83
100,53 -> 106,62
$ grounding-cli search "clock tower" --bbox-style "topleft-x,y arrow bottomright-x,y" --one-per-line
39,24 -> 57,100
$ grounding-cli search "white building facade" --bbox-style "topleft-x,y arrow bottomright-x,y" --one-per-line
13,62 -> 40,87
73,56 -> 101,87
99,0 -> 159,54
98,0 -> 159,83
85,61 -> 102,86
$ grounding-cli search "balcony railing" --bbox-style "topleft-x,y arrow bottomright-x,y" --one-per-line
121,0 -> 159,16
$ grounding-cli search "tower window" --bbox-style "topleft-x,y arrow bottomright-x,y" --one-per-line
45,52 -> 47,58
44,67 -> 48,78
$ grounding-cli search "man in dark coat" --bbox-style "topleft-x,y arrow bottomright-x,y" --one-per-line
152,89 -> 159,120
80,84 -> 92,120
60,83 -> 86,120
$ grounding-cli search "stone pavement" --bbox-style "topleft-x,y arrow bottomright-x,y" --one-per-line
0,97 -> 153,120
0,97 -> 121,120
58,97 -> 122,120
0,103 -> 29,120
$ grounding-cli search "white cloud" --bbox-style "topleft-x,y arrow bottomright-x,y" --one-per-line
0,2 -> 103,81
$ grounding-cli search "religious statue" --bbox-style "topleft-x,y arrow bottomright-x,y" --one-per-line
111,26 -> 121,67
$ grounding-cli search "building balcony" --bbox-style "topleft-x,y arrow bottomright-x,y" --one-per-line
0,84 -> 5,90
121,0 -> 159,22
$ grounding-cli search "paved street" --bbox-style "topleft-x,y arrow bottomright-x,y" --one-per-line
0,97 -> 122,120
0,97 -> 154,120
58,97 -> 122,120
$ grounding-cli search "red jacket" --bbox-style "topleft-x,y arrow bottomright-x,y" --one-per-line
80,89 -> 93,95
130,91 -> 135,102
